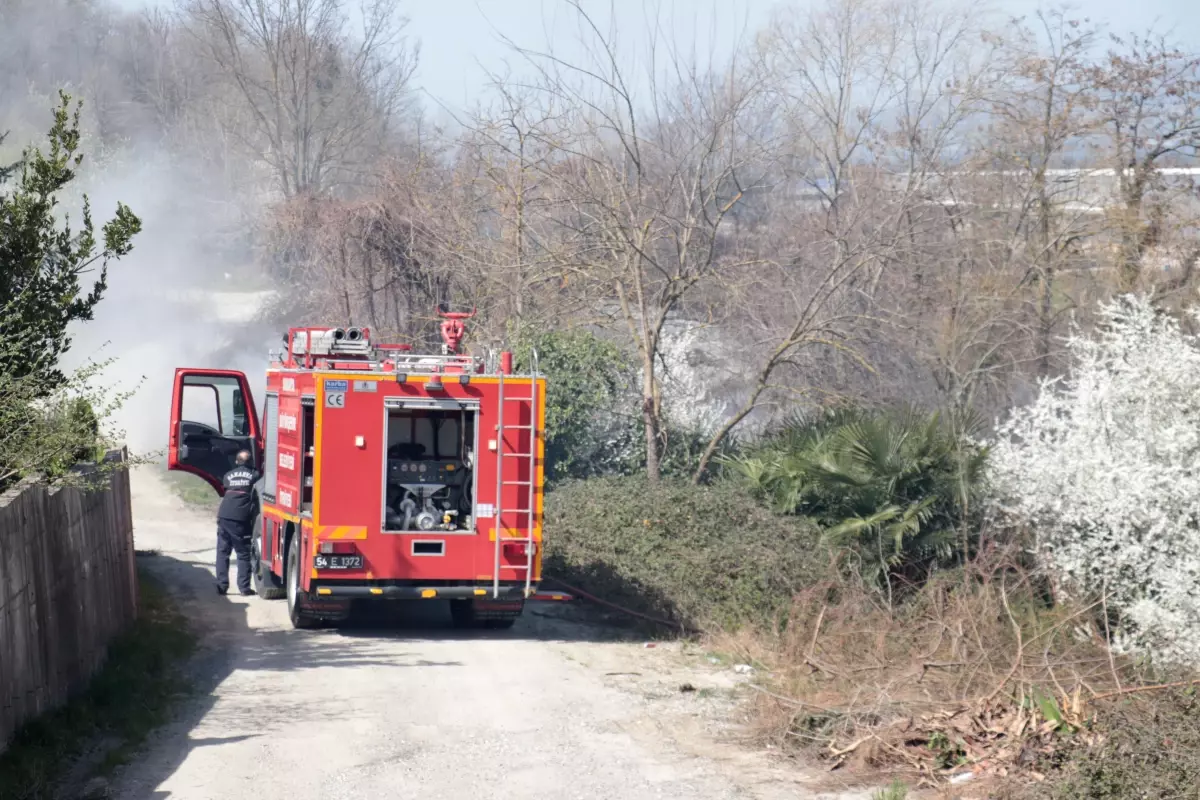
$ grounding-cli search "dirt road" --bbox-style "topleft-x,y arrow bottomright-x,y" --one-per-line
111,468 -> 874,800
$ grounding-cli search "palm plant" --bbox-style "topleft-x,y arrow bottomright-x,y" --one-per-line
725,405 -> 988,592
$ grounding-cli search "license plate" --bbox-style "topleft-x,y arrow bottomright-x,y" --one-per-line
314,554 -> 363,570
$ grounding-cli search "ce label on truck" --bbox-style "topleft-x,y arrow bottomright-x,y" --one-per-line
324,379 -> 348,408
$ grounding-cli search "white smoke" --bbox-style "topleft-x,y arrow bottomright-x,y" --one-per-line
58,144 -> 276,458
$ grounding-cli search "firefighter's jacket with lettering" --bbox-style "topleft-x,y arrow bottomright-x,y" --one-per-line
218,465 -> 262,523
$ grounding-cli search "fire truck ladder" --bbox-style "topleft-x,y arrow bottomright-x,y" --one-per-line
492,351 -> 540,600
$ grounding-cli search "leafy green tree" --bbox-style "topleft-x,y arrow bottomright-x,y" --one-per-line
1,92 -> 142,489
0,91 -> 141,387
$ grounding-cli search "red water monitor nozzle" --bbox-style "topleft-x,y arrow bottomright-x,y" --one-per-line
437,306 -> 476,354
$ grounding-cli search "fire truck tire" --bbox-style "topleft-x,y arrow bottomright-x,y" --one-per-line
286,535 -> 320,629
448,599 -> 477,629
449,599 -> 522,630
252,536 -> 285,600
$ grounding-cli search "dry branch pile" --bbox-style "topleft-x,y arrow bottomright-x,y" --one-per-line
729,553 -> 1186,789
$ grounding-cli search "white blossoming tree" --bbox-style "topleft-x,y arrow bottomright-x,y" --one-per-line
990,294 -> 1200,666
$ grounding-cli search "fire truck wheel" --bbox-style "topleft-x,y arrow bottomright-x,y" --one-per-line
286,535 -> 320,629
449,599 -> 522,630
449,599 -> 477,629
252,536 -> 285,600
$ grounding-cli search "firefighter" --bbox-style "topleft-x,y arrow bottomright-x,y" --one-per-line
215,450 -> 261,596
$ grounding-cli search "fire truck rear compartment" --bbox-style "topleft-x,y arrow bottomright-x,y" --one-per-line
383,406 -> 476,533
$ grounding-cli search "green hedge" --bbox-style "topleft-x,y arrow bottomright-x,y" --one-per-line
542,476 -> 826,631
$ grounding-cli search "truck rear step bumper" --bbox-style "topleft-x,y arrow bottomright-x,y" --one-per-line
313,585 -> 528,600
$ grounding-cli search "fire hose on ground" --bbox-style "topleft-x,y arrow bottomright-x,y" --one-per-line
537,576 -> 701,635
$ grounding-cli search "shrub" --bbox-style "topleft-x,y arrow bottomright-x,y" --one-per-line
512,327 -> 640,483
0,364 -> 122,489
744,553 -> 1153,786
1045,690 -> 1200,799
872,781 -> 908,800
632,415 -> 745,480
990,295 -> 1200,666
543,476 -> 826,631
726,406 -> 987,592
43,397 -> 104,478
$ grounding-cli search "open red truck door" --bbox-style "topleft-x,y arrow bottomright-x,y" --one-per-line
168,368 -> 262,495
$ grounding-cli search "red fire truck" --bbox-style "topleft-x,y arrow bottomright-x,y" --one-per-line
167,310 -> 561,629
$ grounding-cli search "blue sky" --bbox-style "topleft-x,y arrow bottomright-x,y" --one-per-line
113,0 -> 1200,112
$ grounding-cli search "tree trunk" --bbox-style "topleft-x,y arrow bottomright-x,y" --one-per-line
338,241 -> 353,323
1117,170 -> 1150,293
643,394 -> 661,482
1037,264 -> 1054,377
693,381 -> 767,484
641,351 -> 661,482
1035,166 -> 1054,377
1118,227 -> 1143,293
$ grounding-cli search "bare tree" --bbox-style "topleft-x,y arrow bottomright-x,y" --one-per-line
1088,31 -> 1200,293
980,9 -> 1101,377
689,0 -> 997,479
261,153 -> 473,343
499,0 -> 775,480
183,0 -> 418,197
847,8 -> 1111,416
439,76 -> 581,335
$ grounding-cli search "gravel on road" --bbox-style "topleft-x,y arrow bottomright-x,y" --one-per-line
109,467 -> 877,800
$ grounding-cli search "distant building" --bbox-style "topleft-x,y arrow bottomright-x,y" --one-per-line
916,167 -> 1200,216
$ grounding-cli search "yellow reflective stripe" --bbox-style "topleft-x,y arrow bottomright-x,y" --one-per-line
262,507 -> 300,523
315,525 -> 368,540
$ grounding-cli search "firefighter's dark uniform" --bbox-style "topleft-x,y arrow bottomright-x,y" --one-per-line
216,463 -> 262,595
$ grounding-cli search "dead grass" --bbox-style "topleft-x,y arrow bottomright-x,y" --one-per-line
161,467 -> 219,510
713,552 -> 1181,792
0,567 -> 197,800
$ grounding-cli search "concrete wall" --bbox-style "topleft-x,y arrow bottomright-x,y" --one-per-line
0,452 -> 137,754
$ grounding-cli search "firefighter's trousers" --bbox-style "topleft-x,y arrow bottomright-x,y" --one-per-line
216,517 -> 253,593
